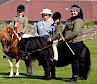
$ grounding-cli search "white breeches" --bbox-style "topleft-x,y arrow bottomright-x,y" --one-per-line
52,43 -> 58,61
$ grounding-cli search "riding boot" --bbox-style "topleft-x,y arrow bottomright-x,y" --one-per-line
52,43 -> 58,61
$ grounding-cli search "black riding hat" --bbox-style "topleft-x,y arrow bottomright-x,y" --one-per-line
52,12 -> 61,20
17,4 -> 25,11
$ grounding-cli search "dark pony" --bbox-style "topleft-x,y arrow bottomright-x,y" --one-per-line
51,42 -> 90,80
18,37 -> 53,79
18,37 -> 90,80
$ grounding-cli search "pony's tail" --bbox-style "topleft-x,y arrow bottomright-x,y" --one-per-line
79,44 -> 91,80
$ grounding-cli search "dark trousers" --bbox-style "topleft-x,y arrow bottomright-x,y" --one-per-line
69,41 -> 83,77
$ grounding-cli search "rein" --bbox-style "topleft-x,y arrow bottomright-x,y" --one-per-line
9,41 -> 18,49
20,43 -> 52,54
31,44 -> 52,53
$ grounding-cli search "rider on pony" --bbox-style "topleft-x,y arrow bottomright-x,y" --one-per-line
11,4 -> 28,36
48,12 -> 65,61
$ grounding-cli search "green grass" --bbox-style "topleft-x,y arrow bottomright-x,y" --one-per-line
0,40 -> 97,84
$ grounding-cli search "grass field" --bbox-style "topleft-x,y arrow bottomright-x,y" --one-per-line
0,40 -> 97,84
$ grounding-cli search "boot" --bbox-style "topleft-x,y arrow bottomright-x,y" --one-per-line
65,77 -> 77,82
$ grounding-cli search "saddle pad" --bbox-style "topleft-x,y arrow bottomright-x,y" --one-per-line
19,34 -> 33,41
22,34 -> 33,38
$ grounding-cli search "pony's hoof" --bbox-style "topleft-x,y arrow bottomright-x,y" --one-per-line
44,78 -> 51,80
26,73 -> 34,76
15,75 -> 20,77
29,74 -> 34,77
43,76 -> 51,80
9,74 -> 14,77
51,76 -> 56,79
15,73 -> 20,77
26,74 -> 34,77
81,77 -> 87,80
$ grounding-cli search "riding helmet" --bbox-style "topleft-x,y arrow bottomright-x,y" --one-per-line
17,4 -> 25,11
52,12 -> 61,20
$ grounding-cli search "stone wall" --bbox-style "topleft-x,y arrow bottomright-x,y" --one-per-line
29,25 -> 97,40
82,26 -> 97,40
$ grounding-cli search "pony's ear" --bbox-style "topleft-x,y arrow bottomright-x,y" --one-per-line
0,35 -> 4,42
7,28 -> 10,33
6,26 -> 12,33
7,25 -> 11,28
0,33 -> 4,41
6,26 -> 11,30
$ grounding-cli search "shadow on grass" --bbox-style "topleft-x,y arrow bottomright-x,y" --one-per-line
0,72 -> 26,78
0,72 -> 67,81
0,72 -> 26,76
0,72 -> 9,76
27,75 -> 65,81
26,75 -> 44,79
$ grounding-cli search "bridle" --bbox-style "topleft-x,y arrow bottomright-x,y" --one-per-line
19,40 -> 31,59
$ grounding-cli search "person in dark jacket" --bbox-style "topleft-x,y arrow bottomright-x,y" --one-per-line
61,5 -> 84,82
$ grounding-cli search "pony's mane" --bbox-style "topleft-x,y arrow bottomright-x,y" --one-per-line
0,26 -> 9,33
0,27 -> 9,40
0,26 -> 18,41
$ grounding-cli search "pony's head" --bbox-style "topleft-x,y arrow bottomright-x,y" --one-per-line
1,33 -> 11,53
0,26 -> 15,40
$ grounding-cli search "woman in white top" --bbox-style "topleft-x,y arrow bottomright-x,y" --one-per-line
36,8 -> 54,38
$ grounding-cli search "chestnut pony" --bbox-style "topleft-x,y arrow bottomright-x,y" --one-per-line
0,26 -> 34,77
0,26 -> 20,77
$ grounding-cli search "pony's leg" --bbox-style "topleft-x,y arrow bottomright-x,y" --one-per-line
26,66 -> 29,75
27,59 -> 35,76
51,62 -> 56,79
6,56 -> 14,77
43,58 -> 50,80
23,59 -> 29,76
79,45 -> 90,80
15,59 -> 20,76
